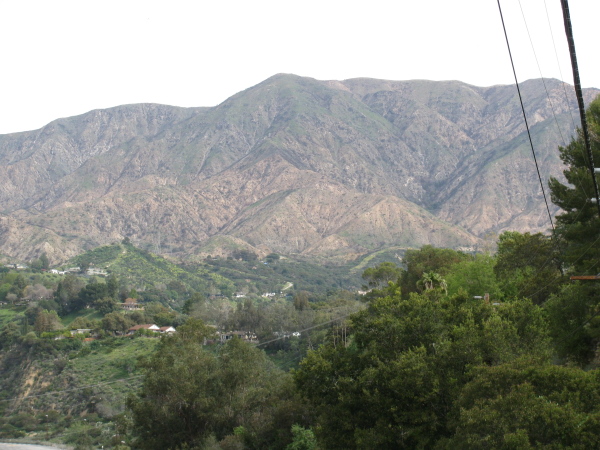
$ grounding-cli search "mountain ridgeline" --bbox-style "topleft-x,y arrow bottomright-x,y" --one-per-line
0,74 -> 597,263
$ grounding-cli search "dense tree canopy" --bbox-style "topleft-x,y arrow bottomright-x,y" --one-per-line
445,254 -> 501,300
495,231 -> 563,304
445,361 -> 600,448
127,319 -> 311,449
400,245 -> 469,298
294,282 -> 550,449
362,262 -> 404,290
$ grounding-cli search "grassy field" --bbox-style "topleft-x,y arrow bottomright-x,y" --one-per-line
0,306 -> 21,327
60,308 -> 104,327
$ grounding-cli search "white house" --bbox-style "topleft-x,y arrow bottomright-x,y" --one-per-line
127,324 -> 160,335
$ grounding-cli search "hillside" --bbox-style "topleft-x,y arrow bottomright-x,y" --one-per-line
70,242 -> 366,298
0,333 -> 158,445
0,75 -> 597,263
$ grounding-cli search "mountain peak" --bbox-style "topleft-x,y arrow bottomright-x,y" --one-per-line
0,75 -> 598,264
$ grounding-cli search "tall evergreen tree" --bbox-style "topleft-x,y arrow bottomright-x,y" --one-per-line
549,96 -> 600,272
546,95 -> 600,365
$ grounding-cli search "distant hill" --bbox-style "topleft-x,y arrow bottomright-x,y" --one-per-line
66,242 -> 366,299
0,74 -> 597,263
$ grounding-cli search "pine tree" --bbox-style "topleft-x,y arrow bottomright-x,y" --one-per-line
549,96 -> 600,272
546,96 -> 600,364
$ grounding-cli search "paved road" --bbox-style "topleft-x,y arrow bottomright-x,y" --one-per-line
0,444 -> 64,450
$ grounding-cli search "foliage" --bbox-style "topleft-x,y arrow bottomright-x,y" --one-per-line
444,361 -> 600,448
266,253 -> 281,262
416,271 -> 447,294
361,261 -> 404,289
101,312 -> 134,334
77,282 -> 109,309
549,96 -> 600,272
127,319 -> 310,449
294,284 -> 550,448
94,296 -> 119,315
227,298 -> 264,332
68,315 -> 100,331
293,291 -> 310,311
495,231 -> 563,303
545,282 -> 600,365
29,252 -> 50,272
0,328 -> 158,445
34,309 -> 63,335
445,254 -> 502,300
55,274 -> 86,314
204,255 -> 365,299
544,96 -> 600,364
231,249 -> 258,261
5,227 -> 600,449
0,321 -> 21,349
286,424 -> 317,450
69,243 -> 223,306
181,292 -> 206,315
400,245 -> 469,297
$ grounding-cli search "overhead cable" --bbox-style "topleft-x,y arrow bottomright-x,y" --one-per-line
496,0 -> 555,232
543,0 -> 578,133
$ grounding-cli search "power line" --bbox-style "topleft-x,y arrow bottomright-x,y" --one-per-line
560,0 -> 600,218
517,0 -> 567,148
254,308 -> 357,348
543,0 -> 578,134
536,0 -> 590,239
496,0 -> 555,232
520,0 -> 590,221
491,2 -> 564,295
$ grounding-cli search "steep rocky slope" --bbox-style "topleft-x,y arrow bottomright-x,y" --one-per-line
0,74 -> 597,263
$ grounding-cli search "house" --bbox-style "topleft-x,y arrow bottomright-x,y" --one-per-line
158,326 -> 176,334
86,268 -> 108,277
68,329 -> 99,339
49,269 -> 67,275
219,331 -> 259,344
127,324 -> 160,335
70,329 -> 93,336
273,331 -> 301,339
121,298 -> 144,311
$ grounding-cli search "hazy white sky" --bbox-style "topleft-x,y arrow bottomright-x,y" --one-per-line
1,0 -> 598,134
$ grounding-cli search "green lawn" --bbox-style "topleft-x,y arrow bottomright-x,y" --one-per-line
0,306 -> 20,327
60,308 -> 104,327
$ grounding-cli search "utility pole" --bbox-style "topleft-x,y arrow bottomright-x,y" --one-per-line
560,0 -> 600,218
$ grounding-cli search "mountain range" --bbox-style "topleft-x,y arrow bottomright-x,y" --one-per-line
0,74 -> 598,264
